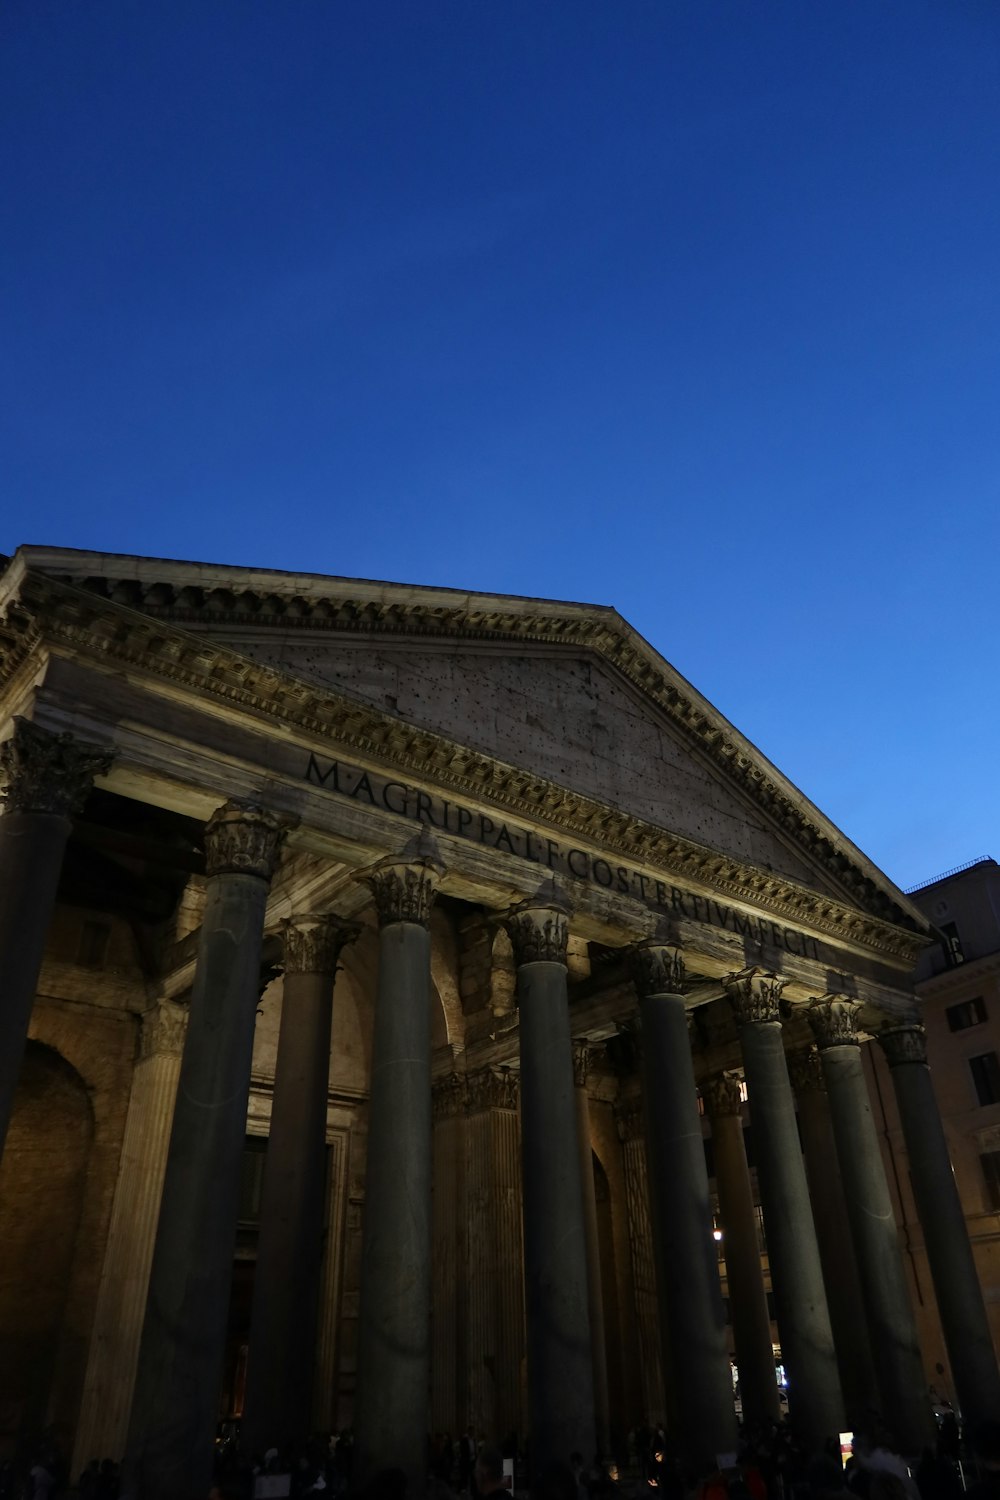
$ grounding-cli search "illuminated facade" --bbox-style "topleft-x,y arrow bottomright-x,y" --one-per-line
0,547 -> 996,1500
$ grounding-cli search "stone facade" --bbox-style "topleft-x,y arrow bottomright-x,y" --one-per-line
0,547 -> 994,1481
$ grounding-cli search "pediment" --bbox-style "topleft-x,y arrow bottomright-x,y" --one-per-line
2,547 -> 927,933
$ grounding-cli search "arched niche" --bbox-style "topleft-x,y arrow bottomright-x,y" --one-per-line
0,1042 -> 94,1449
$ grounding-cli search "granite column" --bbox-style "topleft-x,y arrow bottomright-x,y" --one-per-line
507,890 -> 595,1471
787,1048 -> 880,1424
808,1000 -> 931,1452
631,943 -> 736,1472
0,717 -> 113,1158
242,915 -> 358,1457
703,1072 -> 779,1426
353,855 -> 442,1497
124,801 -> 291,1500
724,969 -> 842,1448
573,1043 -> 611,1456
880,1025 -> 1000,1432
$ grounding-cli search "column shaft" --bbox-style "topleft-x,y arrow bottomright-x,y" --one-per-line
792,1061 -> 880,1423
574,1062 -> 611,1455
705,1080 -> 779,1426
0,719 -> 113,1157
243,918 -> 354,1456
125,803 -> 288,1500
354,855 -> 440,1497
634,949 -> 735,1472
810,1006 -> 930,1452
618,1109 -> 666,1426
727,972 -> 842,1448
882,1028 -> 1000,1432
509,896 -> 594,1470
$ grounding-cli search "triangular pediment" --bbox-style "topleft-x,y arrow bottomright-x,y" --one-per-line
4,546 -> 927,933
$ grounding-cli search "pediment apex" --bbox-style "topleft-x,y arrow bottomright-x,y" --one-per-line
2,546 -> 929,938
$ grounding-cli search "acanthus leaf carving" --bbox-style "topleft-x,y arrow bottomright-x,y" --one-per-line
628,942 -> 686,998
807,995 -> 862,1050
204,800 -> 294,881
281,915 -> 360,975
0,716 -> 114,816
361,856 -> 443,929
702,1071 -> 743,1119
724,966 -> 786,1026
878,1025 -> 928,1068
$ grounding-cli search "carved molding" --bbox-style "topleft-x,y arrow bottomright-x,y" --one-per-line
505,899 -> 570,966
432,1073 -> 468,1120
878,1025 -> 928,1068
786,1046 -> 826,1096
0,568 -> 930,963
573,1041 -> 594,1088
466,1066 -> 519,1113
204,800 -> 293,880
807,995 -> 862,1050
0,716 -> 114,817
281,915 -> 359,975
702,1071 -> 743,1119
724,967 -> 786,1026
615,1094 -> 645,1143
361,856 -> 443,928
629,942 -> 686,998
139,1000 -> 187,1060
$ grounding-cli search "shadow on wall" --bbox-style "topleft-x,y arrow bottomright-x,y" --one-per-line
0,1041 -> 94,1458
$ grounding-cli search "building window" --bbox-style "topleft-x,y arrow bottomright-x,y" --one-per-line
970,1053 -> 1000,1107
947,997 -> 987,1032
941,922 -> 965,966
981,1151 -> 1000,1211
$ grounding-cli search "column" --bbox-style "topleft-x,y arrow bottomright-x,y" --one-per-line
0,717 -> 113,1157
702,1072 -> 779,1426
880,1025 -> 1000,1432
615,1095 -> 667,1426
506,889 -> 594,1470
71,1002 -> 186,1472
431,1075 -> 467,1437
630,943 -> 735,1471
787,1047 -> 880,1424
807,999 -> 931,1451
241,915 -> 358,1457
464,1067 -> 525,1442
353,854 -> 442,1497
573,1043 -> 611,1456
125,801 -> 291,1500
724,969 -> 842,1448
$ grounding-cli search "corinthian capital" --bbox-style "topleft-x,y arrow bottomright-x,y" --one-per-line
702,1072 -> 744,1119
807,996 -> 863,1050
786,1046 -> 826,1096
724,967 -> 786,1026
878,1024 -> 928,1068
432,1073 -> 468,1120
139,1000 -> 187,1060
629,942 -> 686,998
573,1040 -> 595,1088
362,855 -> 443,928
0,717 -> 114,816
204,800 -> 294,880
466,1066 -> 519,1113
281,915 -> 359,975
505,891 -> 570,966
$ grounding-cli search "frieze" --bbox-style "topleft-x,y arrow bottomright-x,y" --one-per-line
724,967 -> 786,1026
702,1072 -> 744,1119
22,563 -> 917,931
0,568 -> 929,963
0,716 -> 114,817
204,800 -> 293,881
281,914 -> 359,975
807,996 -> 862,1050
629,942 -> 686,999
878,1025 -> 928,1068
505,898 -> 570,966
786,1047 -> 825,1096
360,856 -> 443,928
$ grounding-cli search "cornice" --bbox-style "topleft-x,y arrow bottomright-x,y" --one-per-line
0,568 -> 929,965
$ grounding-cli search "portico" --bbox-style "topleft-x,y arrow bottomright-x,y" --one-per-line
0,548 -> 996,1490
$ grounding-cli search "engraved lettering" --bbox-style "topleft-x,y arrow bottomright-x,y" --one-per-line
382,781 -> 409,816
567,848 -> 590,879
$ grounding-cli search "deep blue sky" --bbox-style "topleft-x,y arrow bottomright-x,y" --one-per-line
2,2 -> 998,890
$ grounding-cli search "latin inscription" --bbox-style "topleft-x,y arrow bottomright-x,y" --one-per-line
306,752 -> 822,961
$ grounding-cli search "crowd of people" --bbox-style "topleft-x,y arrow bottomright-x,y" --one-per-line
5,1407 -> 998,1500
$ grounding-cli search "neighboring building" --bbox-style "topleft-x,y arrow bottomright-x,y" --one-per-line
863,858 -> 1000,1403
0,547 -> 996,1500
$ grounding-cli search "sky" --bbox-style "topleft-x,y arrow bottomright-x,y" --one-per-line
2,1 -> 998,892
